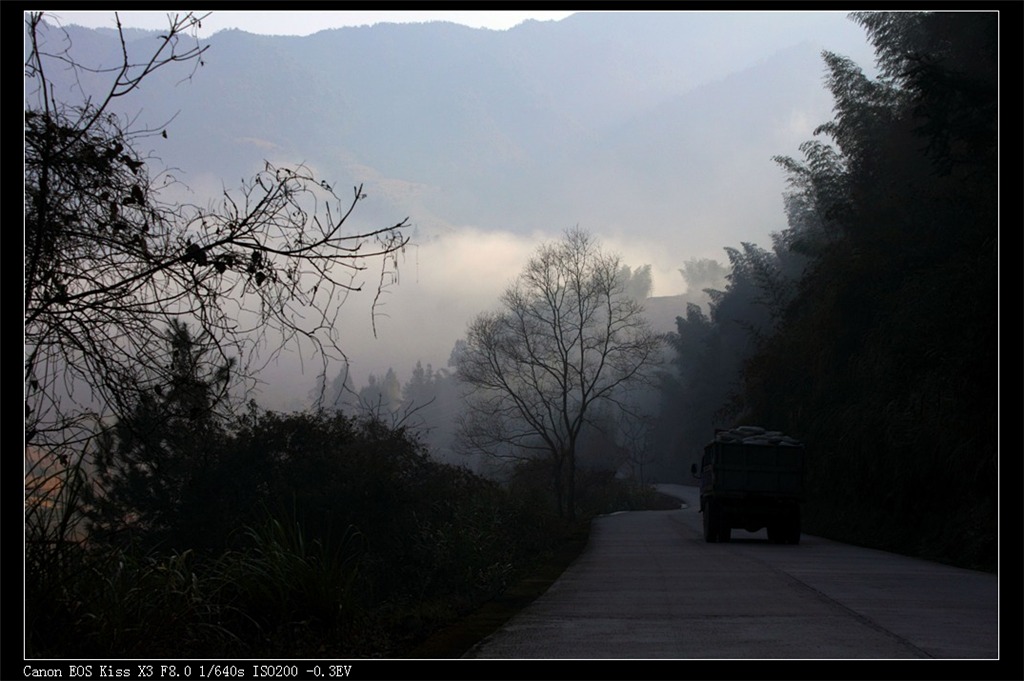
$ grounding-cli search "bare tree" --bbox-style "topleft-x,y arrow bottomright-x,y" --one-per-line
24,11 -> 409,477
618,410 -> 659,485
455,228 -> 662,519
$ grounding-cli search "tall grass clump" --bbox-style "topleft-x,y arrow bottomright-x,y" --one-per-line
25,450 -> 91,658
26,451 -> 239,657
213,508 -> 364,654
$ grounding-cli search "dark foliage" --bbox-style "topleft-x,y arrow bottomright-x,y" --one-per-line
32,391 -> 655,657
24,12 -> 409,475
665,11 -> 997,571
39,315 -> 642,657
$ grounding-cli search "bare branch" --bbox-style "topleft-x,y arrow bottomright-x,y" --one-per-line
24,13 -> 410,471
454,228 -> 662,518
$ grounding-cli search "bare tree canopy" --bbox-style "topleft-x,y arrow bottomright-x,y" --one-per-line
455,228 -> 662,518
24,11 -> 410,461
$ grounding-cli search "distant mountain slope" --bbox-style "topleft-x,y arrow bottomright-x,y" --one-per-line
32,11 -> 879,395
45,11 -> 874,252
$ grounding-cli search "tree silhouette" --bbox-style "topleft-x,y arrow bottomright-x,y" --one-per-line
86,320 -> 234,552
455,228 -> 662,519
24,12 -> 410,473
736,11 -> 997,569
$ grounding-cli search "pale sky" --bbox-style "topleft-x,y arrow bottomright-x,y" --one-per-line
46,10 -> 579,36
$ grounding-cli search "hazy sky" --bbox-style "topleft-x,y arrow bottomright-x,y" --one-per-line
48,10 -> 579,36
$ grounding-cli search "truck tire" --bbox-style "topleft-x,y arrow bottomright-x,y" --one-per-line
786,508 -> 801,545
718,513 -> 732,543
702,500 -> 718,543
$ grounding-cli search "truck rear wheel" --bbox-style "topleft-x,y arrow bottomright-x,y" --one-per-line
702,501 -> 718,543
769,508 -> 800,544
787,509 -> 801,545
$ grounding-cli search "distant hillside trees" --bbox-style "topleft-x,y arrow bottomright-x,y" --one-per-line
357,368 -> 403,416
455,228 -> 662,519
309,361 -> 358,411
679,257 -> 729,295
618,263 -> 653,301
400,360 -> 462,462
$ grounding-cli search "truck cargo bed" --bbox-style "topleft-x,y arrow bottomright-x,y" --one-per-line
710,442 -> 803,498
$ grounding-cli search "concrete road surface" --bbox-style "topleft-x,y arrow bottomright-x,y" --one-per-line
463,484 -> 999,659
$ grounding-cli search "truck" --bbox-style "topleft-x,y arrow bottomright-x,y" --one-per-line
690,426 -> 804,544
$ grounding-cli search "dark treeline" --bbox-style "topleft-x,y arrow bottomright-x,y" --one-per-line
29,320 -> 659,658
310,358 -> 463,466
654,11 -> 997,571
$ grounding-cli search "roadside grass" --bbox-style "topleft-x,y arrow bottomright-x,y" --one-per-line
26,431 -> 686,661
405,490 -> 684,658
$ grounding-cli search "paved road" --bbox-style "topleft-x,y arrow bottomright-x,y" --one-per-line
464,484 -> 998,659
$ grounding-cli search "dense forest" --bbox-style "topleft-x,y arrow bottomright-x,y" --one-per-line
655,11 -> 998,570
24,10 -> 998,660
